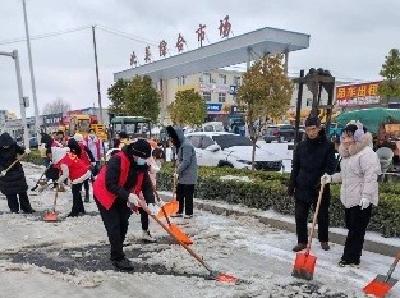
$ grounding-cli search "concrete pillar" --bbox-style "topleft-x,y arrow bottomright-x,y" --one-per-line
284,48 -> 289,76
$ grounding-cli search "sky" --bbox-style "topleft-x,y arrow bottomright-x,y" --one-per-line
0,0 -> 399,117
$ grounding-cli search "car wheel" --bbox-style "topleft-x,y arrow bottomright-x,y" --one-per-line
217,160 -> 234,168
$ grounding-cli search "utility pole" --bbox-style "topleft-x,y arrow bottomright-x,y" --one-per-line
92,25 -> 106,161
92,26 -> 103,123
0,50 -> 29,149
22,0 -> 40,145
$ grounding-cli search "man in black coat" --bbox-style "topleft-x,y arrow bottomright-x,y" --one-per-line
288,115 -> 336,252
0,133 -> 34,214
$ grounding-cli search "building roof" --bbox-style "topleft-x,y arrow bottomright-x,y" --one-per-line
114,26 -> 310,82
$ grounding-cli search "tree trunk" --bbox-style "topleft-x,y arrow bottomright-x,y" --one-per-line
252,138 -> 257,170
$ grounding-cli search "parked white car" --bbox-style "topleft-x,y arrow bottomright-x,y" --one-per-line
185,132 -> 283,171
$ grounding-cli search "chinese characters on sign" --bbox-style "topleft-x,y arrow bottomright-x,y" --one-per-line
219,15 -> 232,38
129,51 -> 138,67
196,23 -> 206,47
158,40 -> 167,57
144,46 -> 151,63
176,33 -> 186,53
336,82 -> 381,106
130,15 -> 233,62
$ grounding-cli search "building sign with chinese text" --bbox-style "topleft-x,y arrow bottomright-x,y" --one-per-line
206,103 -> 222,112
200,83 -> 230,93
336,82 -> 381,106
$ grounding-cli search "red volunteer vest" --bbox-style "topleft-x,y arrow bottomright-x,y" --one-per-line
79,144 -> 91,166
59,153 -> 90,181
93,151 -> 144,210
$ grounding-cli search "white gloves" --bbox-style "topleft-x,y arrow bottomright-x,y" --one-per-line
128,193 -> 140,207
25,148 -> 31,154
156,199 -> 165,208
359,197 -> 370,210
0,170 -> 4,177
174,173 -> 179,180
321,174 -> 332,184
148,203 -> 160,215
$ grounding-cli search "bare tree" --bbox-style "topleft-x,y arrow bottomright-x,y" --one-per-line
42,98 -> 71,115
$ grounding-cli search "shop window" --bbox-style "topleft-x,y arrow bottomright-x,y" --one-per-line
203,91 -> 212,102
218,92 -> 226,102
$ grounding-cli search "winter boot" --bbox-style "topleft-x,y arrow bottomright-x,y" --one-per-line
321,242 -> 330,251
171,213 -> 183,218
338,259 -> 360,267
292,243 -> 307,252
112,258 -> 134,272
142,230 -> 156,243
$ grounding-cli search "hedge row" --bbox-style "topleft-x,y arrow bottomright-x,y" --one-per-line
157,164 -> 400,238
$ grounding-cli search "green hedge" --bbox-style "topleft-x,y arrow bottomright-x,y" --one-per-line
157,164 -> 400,238
22,149 -> 44,166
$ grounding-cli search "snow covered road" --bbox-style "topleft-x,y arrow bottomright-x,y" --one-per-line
0,162 -> 398,297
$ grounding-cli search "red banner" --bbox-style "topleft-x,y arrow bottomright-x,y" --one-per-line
336,82 -> 380,101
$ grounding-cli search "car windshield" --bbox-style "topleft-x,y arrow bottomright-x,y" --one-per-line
212,135 -> 252,149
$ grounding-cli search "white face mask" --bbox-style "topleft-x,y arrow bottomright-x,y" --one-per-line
137,158 -> 146,166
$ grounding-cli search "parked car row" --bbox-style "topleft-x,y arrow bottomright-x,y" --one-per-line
263,124 -> 305,143
185,132 -> 283,171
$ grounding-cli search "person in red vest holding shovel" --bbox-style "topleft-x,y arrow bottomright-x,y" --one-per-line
93,139 -> 158,271
72,133 -> 95,202
51,146 -> 91,217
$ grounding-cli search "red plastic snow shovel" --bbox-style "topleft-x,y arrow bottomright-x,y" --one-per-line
156,169 -> 179,219
140,201 -> 238,284
363,251 -> 400,297
292,182 -> 326,280
43,186 -> 59,223
154,191 -> 193,245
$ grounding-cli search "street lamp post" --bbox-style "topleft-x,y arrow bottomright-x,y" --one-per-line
0,50 -> 30,149
22,0 -> 41,145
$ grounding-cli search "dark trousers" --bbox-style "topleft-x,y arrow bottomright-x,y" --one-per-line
83,179 -> 89,198
139,208 -> 149,230
96,199 -> 131,261
6,192 -> 33,213
342,205 -> 372,263
295,197 -> 329,244
71,183 -> 84,214
177,184 -> 194,216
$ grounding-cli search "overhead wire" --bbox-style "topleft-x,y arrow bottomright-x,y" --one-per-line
0,25 -> 91,46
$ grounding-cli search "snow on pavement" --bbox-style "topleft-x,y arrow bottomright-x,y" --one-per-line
0,162 -> 398,297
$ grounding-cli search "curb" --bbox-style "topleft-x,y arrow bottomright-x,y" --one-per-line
158,192 -> 399,257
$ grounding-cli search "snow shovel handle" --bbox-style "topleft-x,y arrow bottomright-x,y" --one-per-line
139,201 -> 213,273
306,182 -> 326,253
3,153 -> 25,175
386,251 -> 400,280
53,185 -> 59,212
153,189 -> 172,226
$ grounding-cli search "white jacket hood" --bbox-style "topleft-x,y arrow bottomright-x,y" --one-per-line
51,146 -> 69,164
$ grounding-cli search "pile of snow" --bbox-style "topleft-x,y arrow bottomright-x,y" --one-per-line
220,175 -> 252,183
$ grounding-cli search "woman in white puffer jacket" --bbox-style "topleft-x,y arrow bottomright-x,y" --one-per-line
322,123 -> 381,267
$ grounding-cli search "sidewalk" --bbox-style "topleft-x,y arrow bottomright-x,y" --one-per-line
158,191 -> 400,257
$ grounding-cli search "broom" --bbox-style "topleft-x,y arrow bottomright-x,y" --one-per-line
292,182 -> 326,280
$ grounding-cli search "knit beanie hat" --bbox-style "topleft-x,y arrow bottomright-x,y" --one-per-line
127,139 -> 151,159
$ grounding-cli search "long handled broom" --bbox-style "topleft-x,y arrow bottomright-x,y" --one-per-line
43,186 -> 59,222
292,182 -> 326,280
139,201 -> 238,284
363,251 -> 400,297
